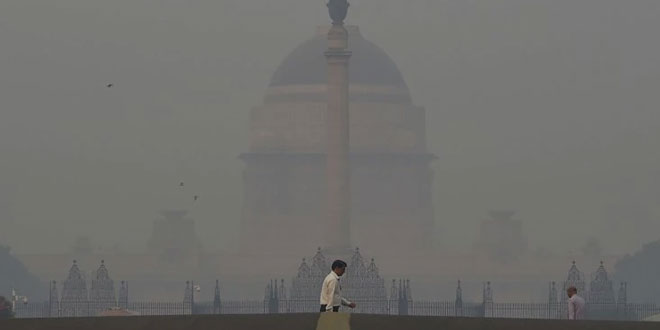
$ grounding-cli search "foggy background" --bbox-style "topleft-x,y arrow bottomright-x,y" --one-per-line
1,0 -> 658,261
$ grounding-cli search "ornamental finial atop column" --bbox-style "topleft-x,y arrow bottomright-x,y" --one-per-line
328,0 -> 350,25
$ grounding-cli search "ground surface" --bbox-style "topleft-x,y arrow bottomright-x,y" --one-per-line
2,313 -> 658,330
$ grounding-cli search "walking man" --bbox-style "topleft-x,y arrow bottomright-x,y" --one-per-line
567,286 -> 586,320
320,260 -> 356,312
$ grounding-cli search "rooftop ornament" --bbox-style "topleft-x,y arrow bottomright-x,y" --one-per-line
327,0 -> 350,25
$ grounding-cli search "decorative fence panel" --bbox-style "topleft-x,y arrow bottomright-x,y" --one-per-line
12,300 -> 660,321
408,301 -> 484,317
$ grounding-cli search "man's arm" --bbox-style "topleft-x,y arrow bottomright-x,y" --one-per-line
341,298 -> 356,308
327,279 -> 355,308
341,297 -> 352,306
567,299 -> 575,320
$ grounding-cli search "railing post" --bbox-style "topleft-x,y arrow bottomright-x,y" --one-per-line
455,280 -> 463,317
397,279 -> 408,315
482,282 -> 494,318
213,280 -> 222,314
264,280 -> 279,314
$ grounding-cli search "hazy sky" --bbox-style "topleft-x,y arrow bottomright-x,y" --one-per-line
1,0 -> 658,255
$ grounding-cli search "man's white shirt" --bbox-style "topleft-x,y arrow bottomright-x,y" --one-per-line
568,294 -> 586,320
320,271 -> 352,310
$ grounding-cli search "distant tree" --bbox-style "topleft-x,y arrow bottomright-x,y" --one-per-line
0,245 -> 44,300
615,240 -> 660,303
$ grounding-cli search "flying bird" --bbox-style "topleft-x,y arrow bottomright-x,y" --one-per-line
179,182 -> 185,187
106,83 -> 113,88
193,195 -> 199,201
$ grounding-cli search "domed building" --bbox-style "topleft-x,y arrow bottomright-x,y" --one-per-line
240,26 -> 435,255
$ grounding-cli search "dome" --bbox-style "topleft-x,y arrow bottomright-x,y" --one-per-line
269,26 -> 409,89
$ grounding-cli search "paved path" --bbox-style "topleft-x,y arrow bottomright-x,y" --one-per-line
316,313 -> 350,330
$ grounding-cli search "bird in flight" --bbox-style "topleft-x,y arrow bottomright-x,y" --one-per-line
106,83 -> 113,88
194,195 -> 199,201
180,182 -> 185,187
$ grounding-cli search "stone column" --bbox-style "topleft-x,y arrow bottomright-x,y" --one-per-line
325,22 -> 352,251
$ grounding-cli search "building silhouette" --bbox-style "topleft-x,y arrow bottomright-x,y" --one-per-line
240,25 -> 435,254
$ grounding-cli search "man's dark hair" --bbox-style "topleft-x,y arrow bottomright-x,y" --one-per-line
331,260 -> 347,270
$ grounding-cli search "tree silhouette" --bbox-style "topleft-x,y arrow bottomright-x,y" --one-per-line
615,240 -> 660,303
0,245 -> 44,300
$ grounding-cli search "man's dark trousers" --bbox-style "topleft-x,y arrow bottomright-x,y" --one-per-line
320,305 -> 340,312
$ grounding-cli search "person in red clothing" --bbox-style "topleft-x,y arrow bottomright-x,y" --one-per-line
0,296 -> 13,319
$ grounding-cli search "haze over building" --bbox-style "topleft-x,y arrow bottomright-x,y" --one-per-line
1,0 -> 659,305
240,25 -> 435,255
